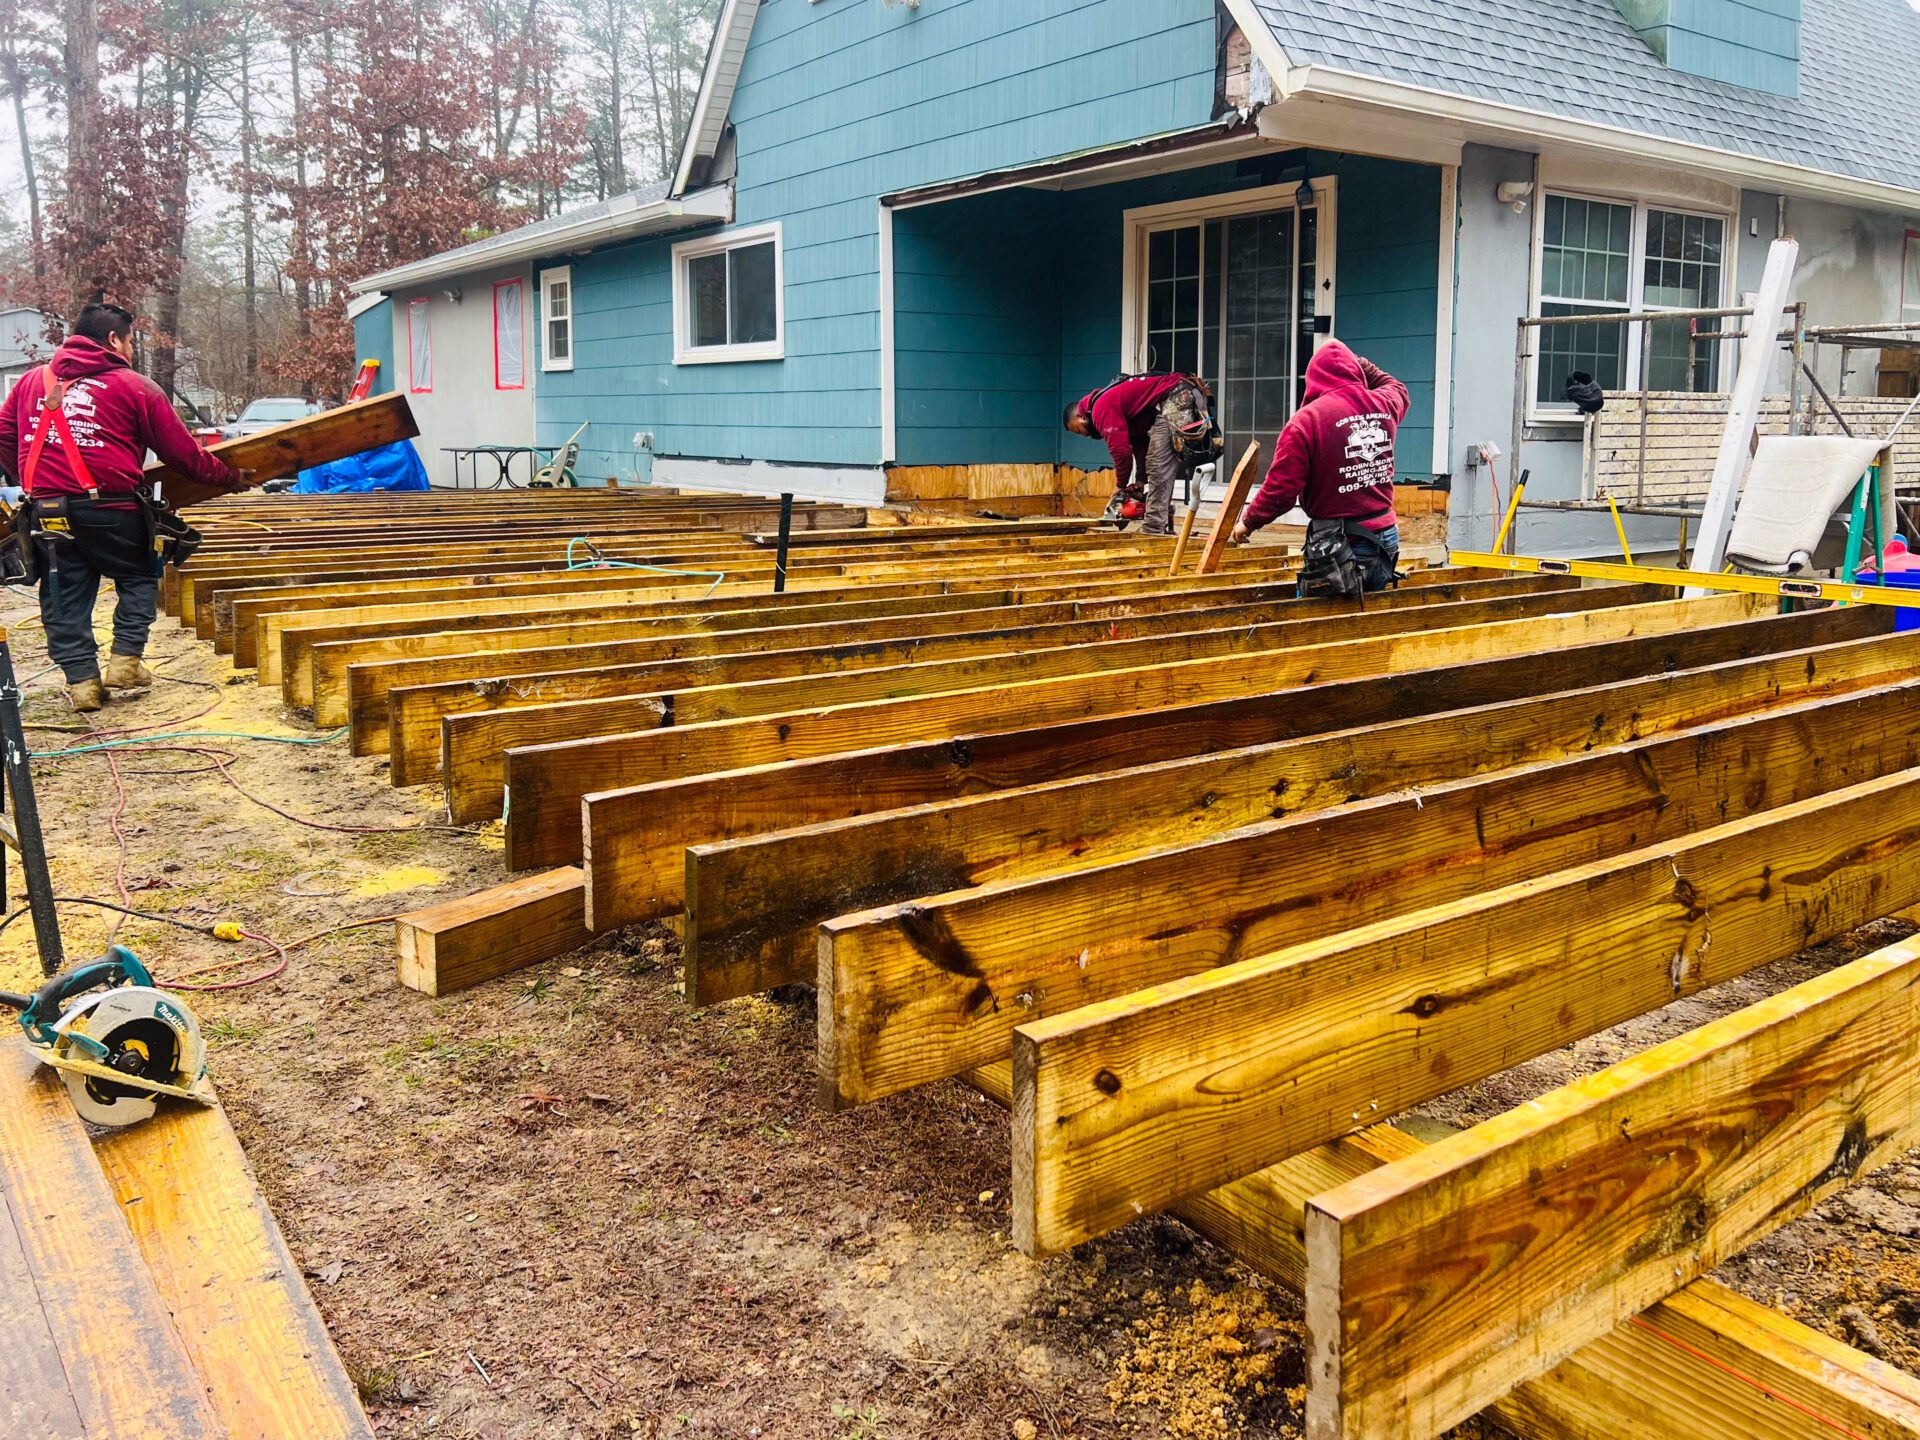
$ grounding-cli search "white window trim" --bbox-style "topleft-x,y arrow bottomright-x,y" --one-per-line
540,265 -> 574,373
1118,177 -> 1338,377
672,221 -> 785,365
1528,188 -> 1736,423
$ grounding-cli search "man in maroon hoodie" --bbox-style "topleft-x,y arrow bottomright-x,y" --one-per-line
1064,373 -> 1209,535
0,303 -> 239,711
1229,340 -> 1408,591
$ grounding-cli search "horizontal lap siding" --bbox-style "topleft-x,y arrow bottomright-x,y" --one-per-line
537,0 -> 1218,478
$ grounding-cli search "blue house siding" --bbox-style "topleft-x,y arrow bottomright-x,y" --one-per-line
537,0 -> 1221,479
895,151 -> 1442,485
352,300 -> 394,396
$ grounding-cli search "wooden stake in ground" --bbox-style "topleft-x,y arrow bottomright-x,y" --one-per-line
1195,442 -> 1261,575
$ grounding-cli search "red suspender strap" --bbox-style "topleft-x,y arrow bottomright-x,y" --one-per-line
21,365 -> 99,496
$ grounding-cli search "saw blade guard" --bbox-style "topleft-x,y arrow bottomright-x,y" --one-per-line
50,985 -> 208,1127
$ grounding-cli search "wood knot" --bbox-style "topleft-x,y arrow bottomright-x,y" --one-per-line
1093,1068 -> 1122,1096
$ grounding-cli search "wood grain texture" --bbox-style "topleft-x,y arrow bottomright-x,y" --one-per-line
972,1069 -> 1920,1440
94,1101 -> 375,1440
582,606 -> 1884,932
698,627 -> 1920,1004
824,679 -> 1920,1109
1011,767 -> 1920,1257
147,391 -> 416,504
1304,938 -> 1920,1440
506,592 -> 1752,870
395,867 -> 591,996
442,584 -> 1638,823
1196,442 -> 1261,575
0,1040 -> 226,1437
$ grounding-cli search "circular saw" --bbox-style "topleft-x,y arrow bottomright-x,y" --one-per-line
2,946 -> 212,1126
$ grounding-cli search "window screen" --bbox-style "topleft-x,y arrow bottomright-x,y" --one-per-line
407,298 -> 431,393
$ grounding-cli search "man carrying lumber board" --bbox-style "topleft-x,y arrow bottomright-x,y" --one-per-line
1064,372 -> 1220,536
0,303 -> 244,712
1229,339 -> 1408,596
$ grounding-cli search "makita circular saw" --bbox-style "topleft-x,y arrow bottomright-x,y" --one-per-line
2,946 -> 212,1126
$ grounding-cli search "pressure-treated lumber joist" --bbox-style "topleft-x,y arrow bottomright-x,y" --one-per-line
966,1066 -> 1920,1440
583,606 -> 1886,930
507,592 -> 1754,869
1011,767 -> 1920,1256
378,579 -> 1372,773
824,678 -> 1920,1108
1195,443 -> 1261,575
93,1098 -> 375,1439
0,1042 -> 225,1436
443,583 -> 1637,822
395,867 -> 594,996
695,627 -> 1920,1002
148,390 -> 416,505
1304,936 -> 1920,1440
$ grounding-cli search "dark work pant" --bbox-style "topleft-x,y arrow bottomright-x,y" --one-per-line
1348,522 -> 1401,592
37,517 -> 159,682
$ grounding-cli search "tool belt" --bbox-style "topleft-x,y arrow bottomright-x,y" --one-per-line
1297,518 -> 1368,602
1,490 -> 200,588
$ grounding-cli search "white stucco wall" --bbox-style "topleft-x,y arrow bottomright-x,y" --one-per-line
388,263 -> 536,487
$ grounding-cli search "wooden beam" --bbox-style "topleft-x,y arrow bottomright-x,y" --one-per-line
394,867 -> 593,996
94,1100 -> 375,1439
0,1042 -> 225,1436
1010,765 -> 1920,1256
824,678 -> 1920,1108
506,593 -> 1753,870
1305,935 -> 1920,1440
693,627 -> 1920,1002
1196,443 -> 1261,575
440,584 -> 1629,820
583,606 -> 1886,931
969,1065 -> 1920,1440
147,391 -> 417,505
378,580 -> 1367,775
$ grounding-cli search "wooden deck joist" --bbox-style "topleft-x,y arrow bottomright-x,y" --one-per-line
583,605 -> 1886,934
1305,936 -> 1920,1440
1009,767 -> 1920,1256
698,625 -> 1919,1004
506,593 -> 1755,869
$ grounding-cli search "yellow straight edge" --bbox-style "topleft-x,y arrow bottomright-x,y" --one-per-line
1451,549 -> 1920,609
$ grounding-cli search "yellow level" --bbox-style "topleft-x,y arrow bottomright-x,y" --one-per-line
1452,550 -> 1920,610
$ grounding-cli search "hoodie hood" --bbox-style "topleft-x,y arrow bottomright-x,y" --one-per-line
49,334 -> 130,382
1302,340 -> 1366,404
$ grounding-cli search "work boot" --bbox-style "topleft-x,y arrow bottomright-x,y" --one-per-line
103,654 -> 154,691
67,678 -> 104,713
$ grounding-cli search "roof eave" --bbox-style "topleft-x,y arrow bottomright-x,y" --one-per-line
1282,64 -> 1920,214
671,0 -> 760,197
349,185 -> 733,295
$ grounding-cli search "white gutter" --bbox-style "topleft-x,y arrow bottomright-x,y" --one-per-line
349,184 -> 734,295
1218,0 -> 1920,216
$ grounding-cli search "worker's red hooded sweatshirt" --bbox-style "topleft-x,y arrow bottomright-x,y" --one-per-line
1241,341 -> 1409,533
0,335 -> 235,498
1077,373 -> 1186,490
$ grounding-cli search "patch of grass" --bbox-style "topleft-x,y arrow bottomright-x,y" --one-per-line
347,1359 -> 396,1404
203,1016 -> 262,1043
832,1402 -> 884,1440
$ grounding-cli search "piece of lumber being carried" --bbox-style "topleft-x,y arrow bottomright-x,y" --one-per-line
1304,933 -> 1920,1440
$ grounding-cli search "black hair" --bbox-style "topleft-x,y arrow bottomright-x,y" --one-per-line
73,302 -> 134,344
1062,401 -> 1082,431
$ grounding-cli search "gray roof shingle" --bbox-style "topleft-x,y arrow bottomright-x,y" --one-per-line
388,181 -> 672,275
1252,0 -> 1920,196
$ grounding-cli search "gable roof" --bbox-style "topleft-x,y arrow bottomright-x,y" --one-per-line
350,182 -> 732,293
1241,0 -> 1920,203
673,0 -> 760,196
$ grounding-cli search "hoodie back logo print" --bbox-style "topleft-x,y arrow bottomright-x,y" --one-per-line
1344,417 -> 1390,466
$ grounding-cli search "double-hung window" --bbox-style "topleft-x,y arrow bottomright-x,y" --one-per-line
1535,193 -> 1727,411
540,266 -> 573,372
672,222 -> 783,364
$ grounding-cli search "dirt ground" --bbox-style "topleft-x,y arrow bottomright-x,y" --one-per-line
1,585 -> 1912,1440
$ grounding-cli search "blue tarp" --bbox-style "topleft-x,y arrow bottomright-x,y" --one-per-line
294,440 -> 429,493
